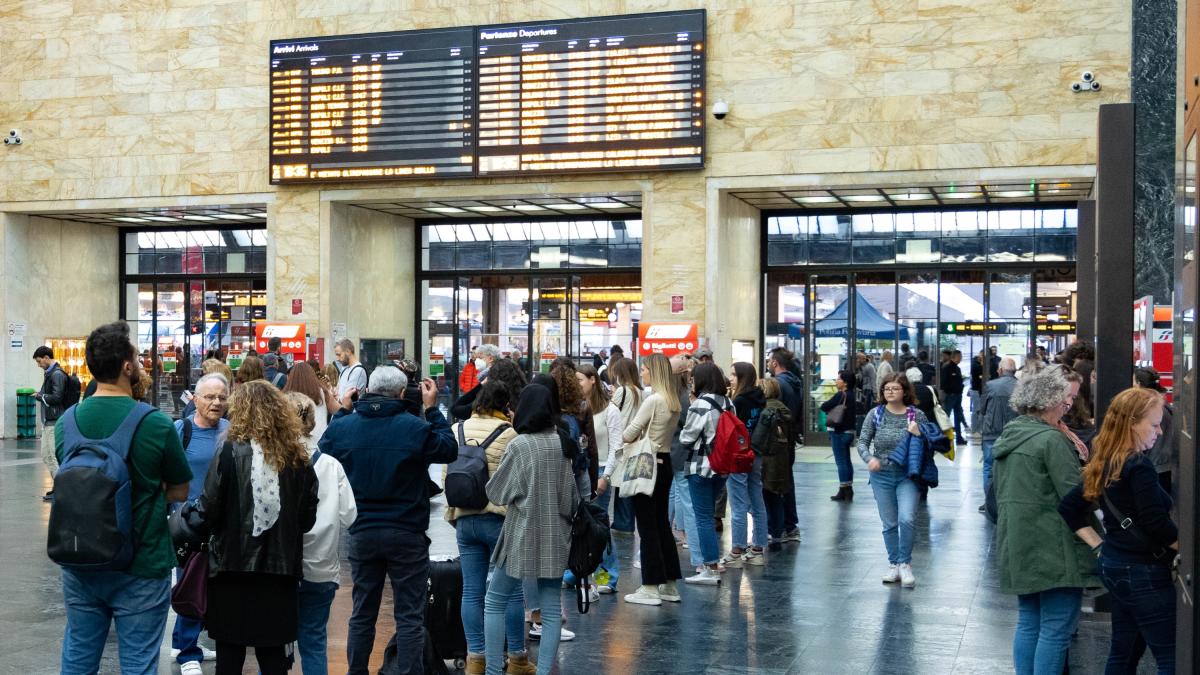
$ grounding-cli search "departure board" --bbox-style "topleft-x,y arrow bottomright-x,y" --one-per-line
267,11 -> 706,183
269,27 -> 475,183
475,11 -> 705,176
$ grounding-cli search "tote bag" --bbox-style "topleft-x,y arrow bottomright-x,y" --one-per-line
614,436 -> 657,497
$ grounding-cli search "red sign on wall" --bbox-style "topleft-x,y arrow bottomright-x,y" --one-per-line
255,323 -> 307,359
292,298 -> 303,315
637,322 -> 698,357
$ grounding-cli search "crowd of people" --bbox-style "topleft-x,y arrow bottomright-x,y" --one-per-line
33,324 -> 1181,674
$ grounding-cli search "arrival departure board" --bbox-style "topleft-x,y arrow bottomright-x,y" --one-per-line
270,27 -> 476,183
475,11 -> 706,176
268,10 -> 705,184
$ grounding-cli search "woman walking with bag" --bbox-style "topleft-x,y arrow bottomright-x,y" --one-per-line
619,353 -> 684,606
821,369 -> 856,501
483,383 -> 579,675
200,381 -> 318,675
856,373 -> 928,588
1059,387 -> 1177,674
721,363 -> 769,568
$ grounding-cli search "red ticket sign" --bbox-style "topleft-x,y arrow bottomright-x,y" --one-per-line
638,322 -> 698,357
255,323 -> 307,358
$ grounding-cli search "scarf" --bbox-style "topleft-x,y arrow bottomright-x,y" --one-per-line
249,440 -> 281,537
1057,422 -> 1090,463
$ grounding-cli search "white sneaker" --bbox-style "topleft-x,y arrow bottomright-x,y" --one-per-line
718,551 -> 745,568
882,564 -> 900,584
171,646 -> 217,661
624,586 -> 663,606
781,529 -> 802,543
684,567 -> 722,586
657,582 -> 681,602
528,622 -> 575,641
597,584 -> 616,595
742,549 -> 765,566
180,662 -> 203,675
899,563 -> 916,588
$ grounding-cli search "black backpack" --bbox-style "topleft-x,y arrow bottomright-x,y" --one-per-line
62,372 -> 81,410
444,423 -> 509,510
567,499 -> 612,614
750,404 -> 792,457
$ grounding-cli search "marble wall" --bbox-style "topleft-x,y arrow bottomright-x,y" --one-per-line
327,204 -> 415,348
1133,0 -> 1179,304
0,215 -> 119,436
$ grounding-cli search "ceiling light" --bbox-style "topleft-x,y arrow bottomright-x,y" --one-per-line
592,202 -> 626,208
143,216 -> 178,222
993,190 -> 1034,198
467,206 -> 504,212
426,207 -> 467,213
842,195 -> 886,203
794,196 -> 838,204
891,192 -> 932,201
182,215 -> 217,221
218,213 -> 253,220
943,192 -> 983,199
513,205 -> 545,211
550,203 -> 587,210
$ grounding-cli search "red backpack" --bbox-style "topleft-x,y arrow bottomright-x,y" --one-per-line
702,396 -> 754,475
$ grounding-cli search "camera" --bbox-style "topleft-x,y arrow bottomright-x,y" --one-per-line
712,100 -> 729,121
1090,81 -> 1101,91
3,129 -> 20,146
1071,82 -> 1082,92
1082,71 -> 1094,83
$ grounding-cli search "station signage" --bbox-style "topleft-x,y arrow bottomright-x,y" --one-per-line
940,322 -> 1006,335
1036,321 -> 1077,333
638,322 -> 698,357
255,323 -> 308,359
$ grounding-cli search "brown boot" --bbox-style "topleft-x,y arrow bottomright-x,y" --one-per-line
505,652 -> 537,675
465,653 -> 486,675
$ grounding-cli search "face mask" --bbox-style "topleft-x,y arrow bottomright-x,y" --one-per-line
474,358 -> 487,371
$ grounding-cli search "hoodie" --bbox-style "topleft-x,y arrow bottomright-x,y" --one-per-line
992,415 -> 1099,595
733,386 -> 767,433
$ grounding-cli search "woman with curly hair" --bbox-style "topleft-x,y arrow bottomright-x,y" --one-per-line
550,357 -> 597,500
200,381 -> 319,675
234,354 -> 265,387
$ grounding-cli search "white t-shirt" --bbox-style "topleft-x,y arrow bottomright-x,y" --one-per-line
337,363 -> 368,400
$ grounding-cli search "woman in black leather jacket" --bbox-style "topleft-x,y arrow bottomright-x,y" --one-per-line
200,380 -> 318,675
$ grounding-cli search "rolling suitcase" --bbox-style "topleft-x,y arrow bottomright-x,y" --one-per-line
426,556 -> 467,668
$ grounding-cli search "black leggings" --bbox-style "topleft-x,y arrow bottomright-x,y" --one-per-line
215,642 -> 289,675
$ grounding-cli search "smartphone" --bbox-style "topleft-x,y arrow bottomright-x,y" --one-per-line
180,390 -> 194,404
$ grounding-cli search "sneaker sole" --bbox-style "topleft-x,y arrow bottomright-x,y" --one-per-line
882,578 -> 900,584
743,559 -> 765,566
684,579 -> 721,586
624,597 -> 663,606
660,595 -> 681,602
901,581 -> 916,588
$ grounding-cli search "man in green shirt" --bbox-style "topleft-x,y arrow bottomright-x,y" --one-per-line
54,321 -> 191,674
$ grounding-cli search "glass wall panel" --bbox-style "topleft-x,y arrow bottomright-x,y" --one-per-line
897,272 -> 939,368
809,275 -> 849,436
420,218 -> 641,273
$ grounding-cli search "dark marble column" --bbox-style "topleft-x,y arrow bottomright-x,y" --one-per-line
1133,0 -> 1178,303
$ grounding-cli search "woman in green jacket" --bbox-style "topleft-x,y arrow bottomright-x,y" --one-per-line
993,365 -> 1097,675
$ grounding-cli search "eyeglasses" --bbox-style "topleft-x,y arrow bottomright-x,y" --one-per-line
199,394 -> 228,403
882,386 -> 905,393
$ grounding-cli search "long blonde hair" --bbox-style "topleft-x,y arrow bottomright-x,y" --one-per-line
1081,387 -> 1163,500
642,353 -> 680,413
228,381 -> 309,470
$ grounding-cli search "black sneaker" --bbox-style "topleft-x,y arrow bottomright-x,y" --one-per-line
42,491 -> 53,502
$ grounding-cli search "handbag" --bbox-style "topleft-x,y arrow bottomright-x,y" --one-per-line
171,548 -> 209,619
613,436 -> 656,497
826,402 -> 847,427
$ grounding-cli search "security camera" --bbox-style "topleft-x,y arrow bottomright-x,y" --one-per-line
1081,71 -> 1094,83
4,129 -> 20,146
1090,80 -> 1102,91
712,100 -> 729,121
8,130 -> 18,138
13,137 -> 21,145
1071,82 -> 1082,92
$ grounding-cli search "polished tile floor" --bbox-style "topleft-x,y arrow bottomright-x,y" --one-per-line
0,437 -> 1146,674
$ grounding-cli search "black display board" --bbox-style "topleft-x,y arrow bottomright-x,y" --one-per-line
268,10 -> 705,184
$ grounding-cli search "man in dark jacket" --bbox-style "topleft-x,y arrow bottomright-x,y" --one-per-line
33,345 -> 69,500
767,348 -> 802,544
262,352 -> 288,389
320,365 -> 456,675
978,357 -> 1018,510
940,350 -> 967,442
916,350 -> 937,386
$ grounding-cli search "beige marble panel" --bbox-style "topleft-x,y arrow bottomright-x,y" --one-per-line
327,205 -> 415,349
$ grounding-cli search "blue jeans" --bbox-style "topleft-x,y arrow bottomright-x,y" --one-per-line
829,431 -> 854,485
1100,558 -> 1176,674
868,463 -> 919,565
687,473 -> 726,565
982,440 -> 996,495
486,569 -> 560,675
60,569 -> 171,675
943,392 -> 966,437
347,529 -> 429,675
611,485 -> 635,533
457,514 -> 525,655
673,469 -> 703,567
727,460 -> 768,550
1013,587 -> 1082,675
296,579 -> 338,675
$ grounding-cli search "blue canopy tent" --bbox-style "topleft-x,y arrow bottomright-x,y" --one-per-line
814,291 -> 911,340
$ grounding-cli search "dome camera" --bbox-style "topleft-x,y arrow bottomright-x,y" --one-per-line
4,129 -> 20,146
1071,82 -> 1082,92
1090,80 -> 1102,91
712,100 -> 729,121
1081,71 -> 1094,82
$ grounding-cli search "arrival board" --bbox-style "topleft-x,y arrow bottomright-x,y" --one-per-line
269,27 -> 475,183
474,10 -> 706,176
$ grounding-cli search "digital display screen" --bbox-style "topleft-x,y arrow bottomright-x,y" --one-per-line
474,11 -> 705,176
268,10 -> 705,184
270,27 -> 476,183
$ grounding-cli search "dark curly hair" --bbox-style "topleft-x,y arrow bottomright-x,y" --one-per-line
85,321 -> 138,383
485,358 -> 527,405
550,359 -> 583,412
472,380 -> 512,416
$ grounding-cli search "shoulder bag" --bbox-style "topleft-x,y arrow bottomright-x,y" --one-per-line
613,398 -> 658,497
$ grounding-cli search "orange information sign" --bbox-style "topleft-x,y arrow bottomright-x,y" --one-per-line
637,322 -> 698,357
255,323 -> 307,359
